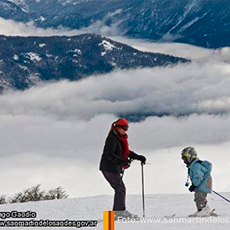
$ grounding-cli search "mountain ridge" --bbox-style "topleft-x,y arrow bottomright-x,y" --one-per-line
0,33 -> 188,91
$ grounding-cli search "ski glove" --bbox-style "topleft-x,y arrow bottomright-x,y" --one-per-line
129,151 -> 146,164
137,155 -> 146,164
122,158 -> 131,169
189,184 -> 197,192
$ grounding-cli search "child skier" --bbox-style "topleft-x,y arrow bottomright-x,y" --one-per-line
181,147 -> 214,217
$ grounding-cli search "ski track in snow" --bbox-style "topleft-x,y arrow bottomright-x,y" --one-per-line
0,193 -> 229,229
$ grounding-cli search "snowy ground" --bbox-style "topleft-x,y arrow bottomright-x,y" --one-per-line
0,193 -> 229,230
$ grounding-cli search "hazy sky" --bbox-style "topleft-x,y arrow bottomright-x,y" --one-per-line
0,16 -> 230,198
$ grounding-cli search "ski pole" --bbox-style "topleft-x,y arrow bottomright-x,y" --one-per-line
141,163 -> 145,217
212,190 -> 230,203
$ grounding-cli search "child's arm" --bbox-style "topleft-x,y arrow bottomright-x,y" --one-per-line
191,163 -> 207,187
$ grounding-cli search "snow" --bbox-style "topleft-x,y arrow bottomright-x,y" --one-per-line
111,61 -> 117,67
7,0 -> 28,12
58,0 -> 93,6
178,12 -> 209,33
61,0 -> 74,5
184,0 -> 201,16
37,16 -> 46,22
25,52 -> 42,62
67,49 -> 82,57
38,43 -> 46,48
13,55 -> 19,61
8,0 -> 25,4
0,193 -> 229,229
99,40 -> 117,51
99,40 -> 121,56
18,65 -> 28,71
179,17 -> 200,32
74,49 -> 82,55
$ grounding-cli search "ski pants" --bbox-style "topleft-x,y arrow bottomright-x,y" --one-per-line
102,171 -> 126,211
194,190 -> 207,211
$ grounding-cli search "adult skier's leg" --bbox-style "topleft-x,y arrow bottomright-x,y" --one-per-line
102,171 -> 126,211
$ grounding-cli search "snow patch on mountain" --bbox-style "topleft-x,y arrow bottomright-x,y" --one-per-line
8,0 -> 25,5
184,0 -> 202,16
38,43 -> 46,48
166,0 -> 202,36
99,40 -> 120,56
8,0 -> 28,12
25,52 -> 42,62
18,64 -> 28,71
67,49 -> 82,56
74,49 -> 82,55
58,0 -> 93,6
99,40 -> 122,52
35,16 -> 46,22
13,54 -> 19,60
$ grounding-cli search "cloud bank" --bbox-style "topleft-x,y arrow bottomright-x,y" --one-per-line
2,60 -> 230,118
0,13 -> 121,37
1,56 -> 230,197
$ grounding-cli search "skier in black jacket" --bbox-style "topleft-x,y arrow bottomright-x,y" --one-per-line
99,118 -> 146,219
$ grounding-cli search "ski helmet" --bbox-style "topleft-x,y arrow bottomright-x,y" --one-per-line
181,147 -> 197,163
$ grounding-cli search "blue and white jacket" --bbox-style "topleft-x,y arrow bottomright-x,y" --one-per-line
188,158 -> 212,193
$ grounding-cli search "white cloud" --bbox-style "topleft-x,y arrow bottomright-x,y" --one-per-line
0,17 -> 82,36
0,17 -> 50,36
1,62 -> 230,197
111,36 -> 230,64
0,13 -> 122,37
2,60 -> 230,118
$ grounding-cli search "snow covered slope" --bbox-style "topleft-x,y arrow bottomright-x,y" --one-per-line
0,193 -> 229,229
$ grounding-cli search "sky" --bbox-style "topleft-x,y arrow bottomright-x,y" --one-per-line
0,16 -> 230,199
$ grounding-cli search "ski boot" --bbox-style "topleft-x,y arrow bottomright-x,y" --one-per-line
188,206 -> 211,217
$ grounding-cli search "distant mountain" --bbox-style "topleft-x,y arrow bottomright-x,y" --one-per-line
0,0 -> 230,48
0,33 -> 188,91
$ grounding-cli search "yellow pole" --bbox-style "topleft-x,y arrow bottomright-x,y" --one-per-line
103,211 -> 114,230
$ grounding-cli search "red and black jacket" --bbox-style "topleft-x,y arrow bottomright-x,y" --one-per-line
99,130 -> 139,174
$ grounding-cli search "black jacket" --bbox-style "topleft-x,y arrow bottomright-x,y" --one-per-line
99,130 -> 139,173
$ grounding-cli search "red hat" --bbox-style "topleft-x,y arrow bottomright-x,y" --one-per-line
115,118 -> 129,126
